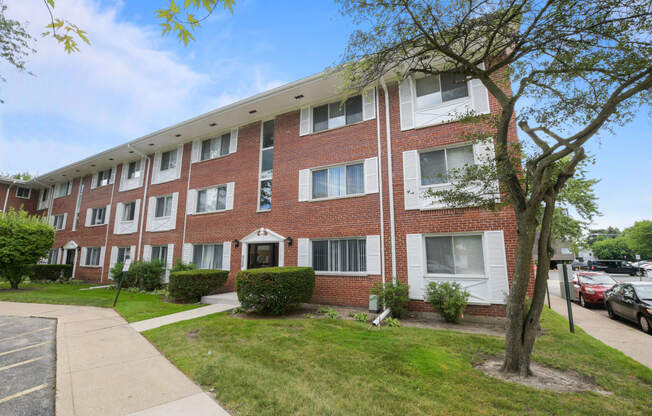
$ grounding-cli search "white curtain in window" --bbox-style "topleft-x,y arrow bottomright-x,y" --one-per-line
453,235 -> 484,274
446,146 -> 475,172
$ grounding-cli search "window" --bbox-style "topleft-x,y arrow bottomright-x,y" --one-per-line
152,245 -> 168,267
16,187 -> 30,198
155,195 -> 173,218
197,186 -> 227,213
117,247 -> 131,264
258,120 -> 274,210
312,95 -> 363,133
41,189 -> 49,202
96,169 -> 112,187
425,235 -> 484,275
53,214 -> 65,230
47,249 -> 59,264
200,133 -> 231,161
312,239 -> 366,272
419,145 -> 474,186
85,247 -> 102,266
192,244 -> 223,269
55,181 -> 71,197
127,161 -> 141,179
90,207 -> 106,225
415,73 -> 468,110
160,149 -> 177,171
122,201 -> 136,221
312,163 -> 364,199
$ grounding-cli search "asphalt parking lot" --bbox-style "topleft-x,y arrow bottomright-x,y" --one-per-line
0,316 -> 56,416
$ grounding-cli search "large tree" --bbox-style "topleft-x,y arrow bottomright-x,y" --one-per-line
623,220 -> 652,259
336,0 -> 651,376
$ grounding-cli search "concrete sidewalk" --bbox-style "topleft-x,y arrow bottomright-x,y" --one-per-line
129,302 -> 236,332
0,301 -> 230,416
547,281 -> 652,369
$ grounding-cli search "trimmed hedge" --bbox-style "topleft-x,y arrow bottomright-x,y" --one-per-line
169,269 -> 228,302
236,267 -> 315,314
29,264 -> 73,282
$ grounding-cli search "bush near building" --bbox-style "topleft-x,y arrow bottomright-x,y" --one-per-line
29,264 -> 72,282
236,267 -> 315,314
168,269 -> 228,302
110,259 -> 165,291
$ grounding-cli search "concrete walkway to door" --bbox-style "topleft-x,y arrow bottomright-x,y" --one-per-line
0,301 -> 230,416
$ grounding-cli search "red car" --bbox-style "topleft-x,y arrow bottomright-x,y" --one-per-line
571,272 -> 618,307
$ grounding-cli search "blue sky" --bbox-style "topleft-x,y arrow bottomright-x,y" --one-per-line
0,0 -> 649,230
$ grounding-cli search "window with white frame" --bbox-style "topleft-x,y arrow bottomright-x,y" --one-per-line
312,163 -> 364,199
419,145 -> 475,186
53,214 -> 65,230
197,186 -> 227,213
414,73 -> 468,110
312,239 -> 366,272
151,245 -> 168,266
90,207 -> 106,225
154,195 -> 173,218
122,201 -> 136,221
258,120 -> 274,211
425,235 -> 484,275
200,133 -> 231,161
85,247 -> 102,266
47,249 -> 59,264
312,95 -> 363,133
55,181 -> 71,197
96,169 -> 112,188
16,187 -> 30,198
192,244 -> 223,269
116,247 -> 131,264
126,160 -> 141,179
160,149 -> 177,171
41,189 -> 49,203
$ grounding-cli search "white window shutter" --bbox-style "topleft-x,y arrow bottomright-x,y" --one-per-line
90,173 -> 98,189
299,107 -> 311,136
109,247 -> 118,273
134,199 -> 141,223
129,245 -> 136,261
186,189 -> 197,215
297,238 -> 311,267
402,150 -> 420,210
398,78 -> 414,130
81,247 -> 87,266
298,169 -> 310,201
139,158 -> 146,187
484,231 -> 509,304
152,152 -> 161,182
62,213 -> 67,230
191,140 -> 200,163
99,246 -> 106,266
222,241 -> 231,271
364,157 -> 379,194
182,243 -> 193,265
166,243 -> 174,270
230,128 -> 238,154
113,204 -> 121,234
146,196 -> 156,231
143,245 -> 152,261
225,182 -> 235,210
170,192 -> 179,229
85,208 -> 92,226
362,87 -> 376,120
366,235 -> 381,274
48,216 -> 54,226
241,243 -> 247,270
67,182 -> 72,195
473,139 -> 500,200
105,204 -> 112,225
119,163 -> 128,191
109,168 -> 115,185
470,78 -> 490,115
406,234 -> 424,299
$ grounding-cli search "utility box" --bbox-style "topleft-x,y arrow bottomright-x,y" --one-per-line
369,295 -> 379,312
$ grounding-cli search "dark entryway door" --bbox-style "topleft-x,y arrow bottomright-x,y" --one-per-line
65,249 -> 75,265
247,243 -> 279,269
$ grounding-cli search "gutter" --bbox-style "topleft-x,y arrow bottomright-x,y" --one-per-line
374,85 -> 387,292
380,79 -> 398,282
128,144 -> 151,261
101,173 -> 117,282
181,149 -> 193,259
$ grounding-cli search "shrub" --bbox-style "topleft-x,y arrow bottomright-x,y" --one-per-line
29,264 -> 72,282
169,269 -> 228,302
425,281 -> 469,323
236,267 -> 315,315
371,279 -> 410,318
385,317 -> 401,327
171,259 -> 197,272
325,308 -> 339,319
0,209 -> 55,289
353,312 -> 368,323
110,261 -> 138,288
130,259 -> 165,291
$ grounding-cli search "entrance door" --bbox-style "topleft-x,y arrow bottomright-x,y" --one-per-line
247,243 -> 279,269
65,249 -> 75,265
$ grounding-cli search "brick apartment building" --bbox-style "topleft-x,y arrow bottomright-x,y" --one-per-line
1,69 -> 523,316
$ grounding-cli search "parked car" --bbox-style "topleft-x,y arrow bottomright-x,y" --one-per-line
571,272 -> 618,307
587,260 -> 643,276
605,282 -> 652,334
571,260 -> 588,271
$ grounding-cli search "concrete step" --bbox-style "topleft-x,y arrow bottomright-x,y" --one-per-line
201,292 -> 240,306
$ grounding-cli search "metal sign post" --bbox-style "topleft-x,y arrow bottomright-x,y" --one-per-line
562,263 -> 575,333
113,259 -> 132,307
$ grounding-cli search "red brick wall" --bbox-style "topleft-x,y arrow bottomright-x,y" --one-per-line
0,183 -> 39,213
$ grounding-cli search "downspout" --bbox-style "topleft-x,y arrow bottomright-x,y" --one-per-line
374,85 -> 387,292
2,179 -> 17,212
128,144 -> 151,261
101,170 -> 117,282
181,148 -> 193,257
380,79 -> 397,283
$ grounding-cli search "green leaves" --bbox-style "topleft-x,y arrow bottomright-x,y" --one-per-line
40,1 -> 90,54
155,0 -> 236,46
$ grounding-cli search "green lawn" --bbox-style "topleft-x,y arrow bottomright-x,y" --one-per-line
0,281 -> 203,322
144,308 -> 652,416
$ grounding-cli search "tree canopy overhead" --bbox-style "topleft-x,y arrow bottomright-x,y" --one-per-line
337,0 -> 651,376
